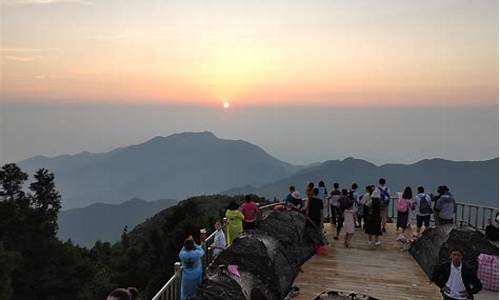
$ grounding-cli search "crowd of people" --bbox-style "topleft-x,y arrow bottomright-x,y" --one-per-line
283,178 -> 458,248
172,178 -> 476,300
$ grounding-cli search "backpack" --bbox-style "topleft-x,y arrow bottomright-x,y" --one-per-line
418,194 -> 433,214
397,198 -> 409,213
379,187 -> 390,206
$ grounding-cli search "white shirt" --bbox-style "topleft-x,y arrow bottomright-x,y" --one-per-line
445,263 -> 467,299
212,229 -> 227,257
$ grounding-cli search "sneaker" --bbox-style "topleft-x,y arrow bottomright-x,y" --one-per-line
375,241 -> 382,246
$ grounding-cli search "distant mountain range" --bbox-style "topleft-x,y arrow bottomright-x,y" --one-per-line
16,132 -> 498,243
224,157 -> 499,208
58,197 -> 177,247
18,132 -> 297,209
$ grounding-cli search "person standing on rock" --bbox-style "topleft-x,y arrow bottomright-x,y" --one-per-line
225,201 -> 244,245
432,247 -> 482,300
240,195 -> 259,230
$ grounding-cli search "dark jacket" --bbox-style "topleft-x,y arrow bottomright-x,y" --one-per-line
431,262 -> 482,299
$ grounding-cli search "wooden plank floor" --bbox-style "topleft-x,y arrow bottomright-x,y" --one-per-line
293,223 -> 442,300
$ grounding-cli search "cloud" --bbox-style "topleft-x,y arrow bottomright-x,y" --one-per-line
4,55 -> 42,62
1,0 -> 94,6
0,47 -> 58,53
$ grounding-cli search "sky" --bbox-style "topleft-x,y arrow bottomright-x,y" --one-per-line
0,0 -> 498,164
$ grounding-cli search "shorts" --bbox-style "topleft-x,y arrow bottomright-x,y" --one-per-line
416,215 -> 431,228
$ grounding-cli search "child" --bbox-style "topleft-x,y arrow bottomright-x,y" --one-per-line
343,200 -> 356,248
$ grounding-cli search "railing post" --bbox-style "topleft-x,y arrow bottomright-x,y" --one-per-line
475,207 -> 479,229
174,262 -> 181,300
461,204 -> 465,227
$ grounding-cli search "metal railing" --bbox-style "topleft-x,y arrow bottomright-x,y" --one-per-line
387,195 -> 498,231
151,201 -> 282,300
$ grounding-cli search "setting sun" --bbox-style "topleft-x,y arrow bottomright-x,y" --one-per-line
223,101 -> 230,109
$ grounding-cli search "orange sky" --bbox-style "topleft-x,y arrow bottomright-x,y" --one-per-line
1,0 -> 498,108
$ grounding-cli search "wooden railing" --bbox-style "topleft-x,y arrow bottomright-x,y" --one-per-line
151,201 -> 282,300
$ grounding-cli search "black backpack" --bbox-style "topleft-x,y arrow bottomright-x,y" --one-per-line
418,194 -> 433,214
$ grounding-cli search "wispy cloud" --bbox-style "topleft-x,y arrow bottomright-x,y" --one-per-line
0,47 -> 58,53
1,0 -> 94,6
4,55 -> 42,62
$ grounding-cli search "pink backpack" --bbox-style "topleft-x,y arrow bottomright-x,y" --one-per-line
397,198 -> 409,213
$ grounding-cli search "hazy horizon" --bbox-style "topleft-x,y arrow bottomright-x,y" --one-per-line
1,102 -> 497,165
1,0 -> 498,166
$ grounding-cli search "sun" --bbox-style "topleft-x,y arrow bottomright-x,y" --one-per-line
223,101 -> 230,109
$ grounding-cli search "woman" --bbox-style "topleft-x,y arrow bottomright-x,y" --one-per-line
179,238 -> 205,300
240,195 -> 259,230
225,201 -> 244,245
306,182 -> 315,199
343,199 -> 356,248
318,181 -> 329,220
210,220 -> 226,258
364,185 -> 382,246
396,186 -> 412,241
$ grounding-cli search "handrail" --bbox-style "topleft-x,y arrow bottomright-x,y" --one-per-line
386,195 -> 498,231
151,201 -> 282,300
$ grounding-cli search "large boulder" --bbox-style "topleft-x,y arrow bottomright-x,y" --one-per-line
193,210 -> 323,300
410,225 -> 499,278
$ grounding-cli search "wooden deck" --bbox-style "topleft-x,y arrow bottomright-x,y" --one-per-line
293,223 -> 442,300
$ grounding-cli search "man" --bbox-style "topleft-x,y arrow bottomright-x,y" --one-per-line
415,186 -> 433,235
378,178 -> 391,232
432,248 -> 482,300
328,183 -> 341,225
435,186 -> 457,225
284,185 -> 296,206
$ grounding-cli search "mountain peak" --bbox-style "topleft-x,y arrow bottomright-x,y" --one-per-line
145,131 -> 217,144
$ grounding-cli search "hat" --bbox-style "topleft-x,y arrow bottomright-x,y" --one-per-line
291,191 -> 301,199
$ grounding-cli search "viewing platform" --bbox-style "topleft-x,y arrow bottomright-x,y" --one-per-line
153,200 -> 498,300
293,222 -> 441,299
